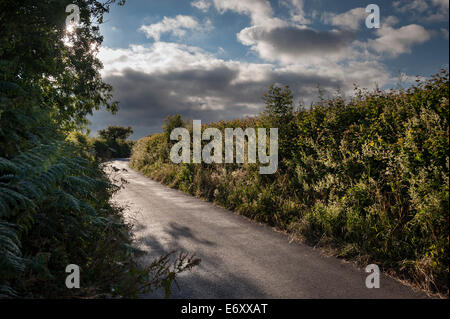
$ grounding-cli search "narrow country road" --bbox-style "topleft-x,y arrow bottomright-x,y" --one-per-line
108,159 -> 427,299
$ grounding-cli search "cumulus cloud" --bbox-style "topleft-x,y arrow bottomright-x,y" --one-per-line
191,0 -> 211,12
139,15 -> 212,41
280,0 -> 310,24
237,24 -> 356,64
368,24 -> 431,57
213,0 -> 273,25
92,42 -> 392,138
393,0 -> 449,22
89,2 -> 440,138
322,7 -> 366,31
214,1 -> 360,65
214,1 -> 384,66
432,0 -> 449,10
428,0 -> 450,21
393,0 -> 429,13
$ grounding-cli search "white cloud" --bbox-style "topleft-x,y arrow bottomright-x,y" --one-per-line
213,0 -> 274,25
393,0 -> 429,13
139,15 -> 212,41
369,24 -> 431,57
393,0 -> 449,22
99,41 -> 392,106
441,28 -> 449,40
214,0 -> 362,65
431,0 -> 449,10
423,0 -> 449,22
397,72 -> 428,85
99,43 -> 218,76
280,0 -> 310,24
191,0 -> 211,12
424,11 -> 449,22
383,16 -> 401,27
216,3 -> 392,67
322,7 -> 366,31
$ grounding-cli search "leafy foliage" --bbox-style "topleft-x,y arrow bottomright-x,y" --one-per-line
67,129 -> 135,161
163,115 -> 185,143
98,126 -> 134,142
1,0 -> 198,298
0,141 -> 199,298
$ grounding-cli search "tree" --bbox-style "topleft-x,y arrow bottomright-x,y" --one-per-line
262,85 -> 297,162
98,125 -> 133,141
163,115 -> 184,142
263,85 -> 294,120
0,0 -> 125,141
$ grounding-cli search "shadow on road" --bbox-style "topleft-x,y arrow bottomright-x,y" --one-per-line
133,220 -> 270,299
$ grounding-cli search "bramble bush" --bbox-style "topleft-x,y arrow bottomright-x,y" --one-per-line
130,70 -> 449,295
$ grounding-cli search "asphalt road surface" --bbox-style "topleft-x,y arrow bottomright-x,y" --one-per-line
108,159 -> 427,299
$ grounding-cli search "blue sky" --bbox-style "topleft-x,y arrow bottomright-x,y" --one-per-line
88,0 -> 449,139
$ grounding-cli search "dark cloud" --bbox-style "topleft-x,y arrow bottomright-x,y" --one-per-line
89,65 -> 346,139
238,25 -> 355,60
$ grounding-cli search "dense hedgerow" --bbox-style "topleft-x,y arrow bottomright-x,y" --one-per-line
130,70 -> 449,295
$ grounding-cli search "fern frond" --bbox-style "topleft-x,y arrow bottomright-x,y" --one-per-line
0,158 -> 19,175
0,221 -> 25,275
0,187 -> 35,217
0,284 -> 17,299
50,190 -> 81,213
